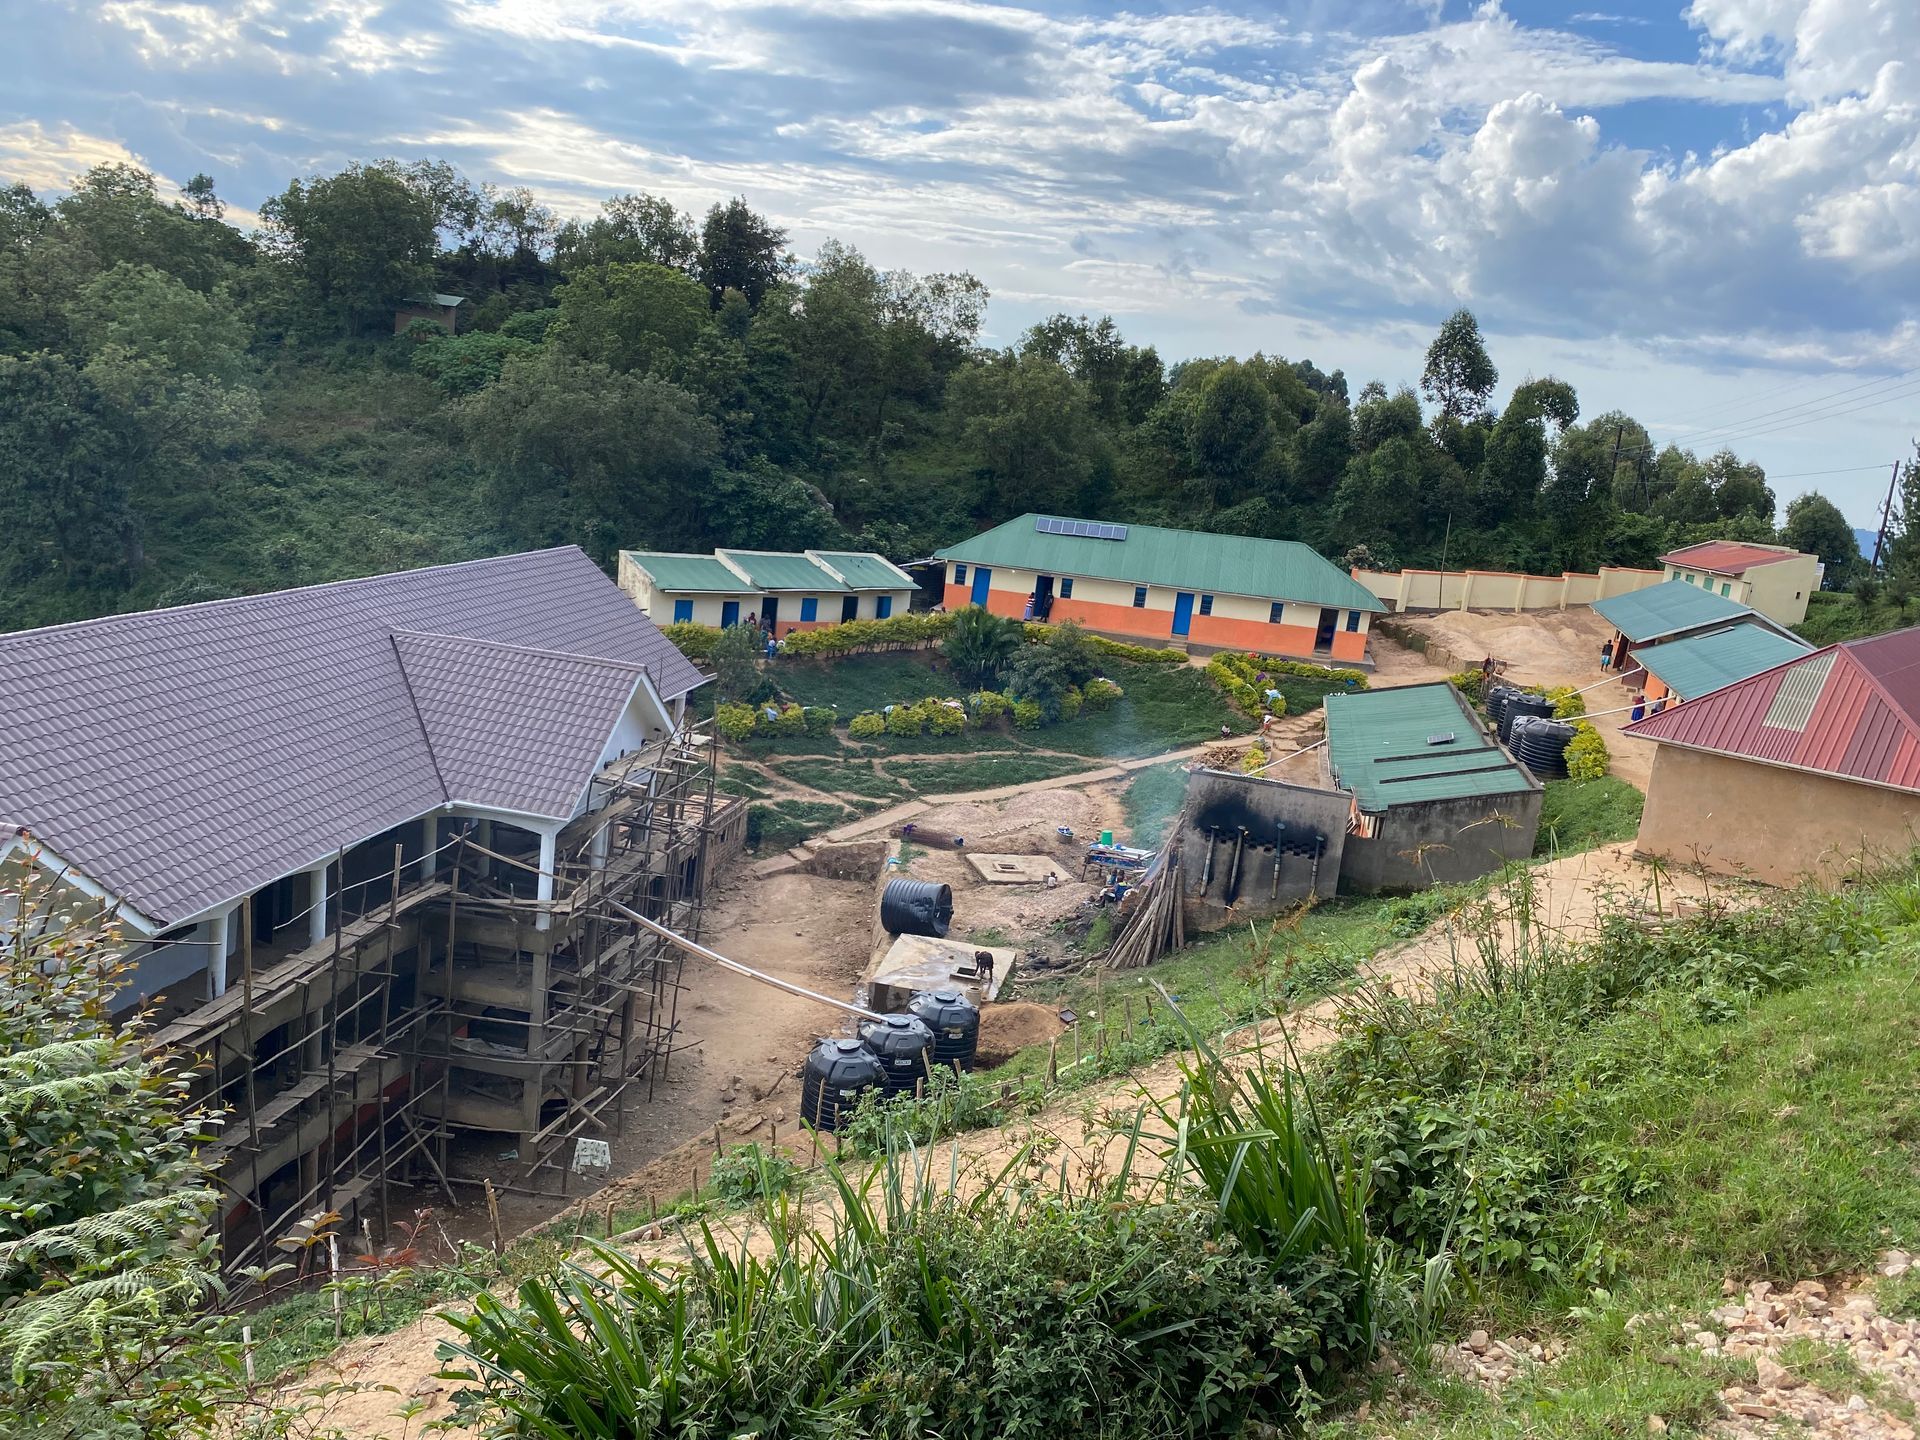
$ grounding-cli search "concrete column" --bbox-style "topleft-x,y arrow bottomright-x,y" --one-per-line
534,827 -> 557,931
588,818 -> 610,871
307,863 -> 329,946
207,908 -> 230,1000
420,815 -> 438,881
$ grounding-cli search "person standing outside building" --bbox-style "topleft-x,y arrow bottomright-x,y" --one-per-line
1599,640 -> 1613,672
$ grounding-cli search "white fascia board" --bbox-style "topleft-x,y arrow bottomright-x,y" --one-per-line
3,830 -> 164,935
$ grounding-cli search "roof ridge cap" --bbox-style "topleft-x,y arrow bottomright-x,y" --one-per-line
388,635 -> 452,808
391,628 -> 649,674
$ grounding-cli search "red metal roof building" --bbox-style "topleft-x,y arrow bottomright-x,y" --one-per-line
1657,540 -> 1823,626
1625,628 -> 1920,882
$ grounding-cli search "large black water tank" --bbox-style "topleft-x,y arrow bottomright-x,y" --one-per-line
859,1013 -> 936,1095
1485,684 -> 1519,734
908,988 -> 981,1071
1514,718 -> 1576,780
801,1038 -> 886,1132
1500,694 -> 1555,746
880,878 -> 954,937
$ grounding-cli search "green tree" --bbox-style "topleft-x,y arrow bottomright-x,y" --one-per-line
1189,362 -> 1277,508
1782,492 -> 1861,587
1004,643 -> 1075,722
698,198 -> 789,308
259,163 -> 438,332
709,621 -> 763,700
943,605 -> 1022,687
554,192 -> 699,274
1703,450 -> 1775,523
949,352 -> 1104,515
549,261 -> 710,377
1420,308 -> 1498,423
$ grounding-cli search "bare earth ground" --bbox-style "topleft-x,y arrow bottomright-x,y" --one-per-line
287,839 -> 1743,1438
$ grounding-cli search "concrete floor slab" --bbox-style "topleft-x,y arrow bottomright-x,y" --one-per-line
962,852 -> 1075,885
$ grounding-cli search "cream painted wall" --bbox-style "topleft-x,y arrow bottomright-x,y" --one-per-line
652,592 -> 754,626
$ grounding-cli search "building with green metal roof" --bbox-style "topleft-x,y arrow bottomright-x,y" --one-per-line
1322,681 -> 1542,890
1592,578 -> 1780,645
1633,624 -> 1813,704
933,513 -> 1383,664
617,547 -> 916,636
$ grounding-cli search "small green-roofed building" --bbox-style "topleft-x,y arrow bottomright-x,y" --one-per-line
1634,624 -> 1813,703
1323,682 -> 1542,891
1592,578 -> 1766,644
617,546 -> 917,634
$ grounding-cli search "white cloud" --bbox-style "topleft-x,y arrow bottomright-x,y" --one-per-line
0,121 -> 171,191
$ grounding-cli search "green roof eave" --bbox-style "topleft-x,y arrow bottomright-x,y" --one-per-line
1324,682 -> 1537,810
1634,625 -> 1813,700
1592,579 -> 1760,643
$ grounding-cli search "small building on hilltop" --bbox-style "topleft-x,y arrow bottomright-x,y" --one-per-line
1592,578 -> 1797,674
1324,682 -> 1542,890
1625,627 -> 1920,884
934,513 -> 1384,663
1633,623 -> 1813,705
393,291 -> 464,334
0,547 -> 747,1270
618,547 -> 916,636
1659,541 -> 1823,626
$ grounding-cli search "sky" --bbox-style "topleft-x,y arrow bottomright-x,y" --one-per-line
3,0 -> 1917,526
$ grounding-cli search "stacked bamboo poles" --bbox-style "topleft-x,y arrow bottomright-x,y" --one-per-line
1102,848 -> 1186,970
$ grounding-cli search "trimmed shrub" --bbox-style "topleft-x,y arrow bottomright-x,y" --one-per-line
1011,699 -> 1044,730
1543,684 -> 1587,719
778,611 -> 954,657
848,711 -> 886,740
801,706 -> 836,735
970,689 -> 1010,723
1088,634 -> 1185,665
885,704 -> 923,738
1241,744 -> 1267,774
1082,676 -> 1123,711
923,699 -> 967,736
1058,686 -> 1083,722
1566,720 -> 1611,780
1448,668 -> 1487,704
767,703 -> 807,736
1267,693 -> 1288,718
714,703 -> 757,741
660,621 -> 722,661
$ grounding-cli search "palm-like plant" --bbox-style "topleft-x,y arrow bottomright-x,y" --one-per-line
941,604 -> 1021,688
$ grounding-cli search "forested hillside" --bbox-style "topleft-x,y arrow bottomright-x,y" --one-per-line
0,159 -> 1872,632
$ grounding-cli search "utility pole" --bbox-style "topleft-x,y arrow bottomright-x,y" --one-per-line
1871,457 -> 1903,573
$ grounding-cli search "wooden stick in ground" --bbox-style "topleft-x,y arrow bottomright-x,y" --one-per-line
483,1179 -> 504,1256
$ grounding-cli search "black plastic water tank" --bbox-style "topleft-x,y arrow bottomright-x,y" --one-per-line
1485,684 -> 1519,735
908,988 -> 982,1071
859,1013 -> 936,1095
1500,694 -> 1555,746
1514,718 -> 1576,780
800,1038 -> 886,1132
879,878 -> 954,937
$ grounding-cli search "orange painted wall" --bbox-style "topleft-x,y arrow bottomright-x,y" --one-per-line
1186,614 -> 1321,654
1330,629 -> 1367,662
1049,595 -> 1173,639
774,618 -> 830,638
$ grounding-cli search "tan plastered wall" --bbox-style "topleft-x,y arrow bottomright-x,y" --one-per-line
1741,556 -> 1821,626
1356,565 -> 1660,612
616,555 -> 655,610
1636,745 -> 1920,884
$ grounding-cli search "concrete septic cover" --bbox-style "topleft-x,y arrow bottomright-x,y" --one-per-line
963,852 -> 1074,885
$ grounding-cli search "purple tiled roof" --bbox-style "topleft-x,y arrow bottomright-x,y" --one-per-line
0,547 -> 703,927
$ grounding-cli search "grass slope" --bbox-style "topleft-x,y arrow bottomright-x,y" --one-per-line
1532,777 -> 1644,856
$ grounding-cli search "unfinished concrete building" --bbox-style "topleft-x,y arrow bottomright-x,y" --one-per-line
0,548 -> 745,1273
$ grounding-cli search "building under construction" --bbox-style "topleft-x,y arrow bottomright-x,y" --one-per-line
0,547 -> 745,1271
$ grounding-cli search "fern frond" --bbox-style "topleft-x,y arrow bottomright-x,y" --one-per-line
0,1191 -> 216,1280
0,1039 -> 117,1085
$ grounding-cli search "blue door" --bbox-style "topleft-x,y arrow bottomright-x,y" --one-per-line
721,600 -> 740,628
969,566 -> 992,607
1172,591 -> 1195,637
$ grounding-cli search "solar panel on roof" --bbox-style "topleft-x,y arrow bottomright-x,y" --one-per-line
1033,515 -> 1127,540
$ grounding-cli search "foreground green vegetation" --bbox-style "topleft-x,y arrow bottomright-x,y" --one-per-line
4,161 -> 1890,639
1532,776 -> 1644,855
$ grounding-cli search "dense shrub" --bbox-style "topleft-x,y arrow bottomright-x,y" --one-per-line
885,703 -> 922,738
1005,643 -> 1075,721
801,706 -> 835,735
779,611 -> 953,657
1058,685 -> 1083,722
713,702 -> 757,741
1449,668 -> 1487,704
848,711 -> 886,739
766,702 -> 807,736
944,606 -> 1021,687
1565,719 -> 1610,779
970,689 -> 1010,723
922,698 -> 967,735
660,621 -> 722,661
1082,676 -> 1123,710
1241,743 -> 1267,773
1011,698 -> 1044,729
1542,684 -> 1586,719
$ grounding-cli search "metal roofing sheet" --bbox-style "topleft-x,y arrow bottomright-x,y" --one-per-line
1633,625 -> 1813,701
810,551 -> 914,591
1660,541 -> 1798,574
623,552 -> 761,593
1325,682 -> 1535,810
1591,578 -> 1757,642
1626,626 -> 1920,792
716,550 -> 849,592
935,514 -> 1384,612
0,547 -> 701,927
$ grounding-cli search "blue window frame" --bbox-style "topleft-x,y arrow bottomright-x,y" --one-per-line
1198,594 -> 1214,616
1269,602 -> 1285,624
953,564 -> 968,585
1345,610 -> 1361,632
721,600 -> 740,628
672,599 -> 694,623
800,597 -> 819,622
1132,586 -> 1148,608
875,595 -> 893,619
1060,577 -> 1074,598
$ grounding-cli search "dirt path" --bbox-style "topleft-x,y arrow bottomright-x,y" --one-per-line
287,842 -> 1745,1438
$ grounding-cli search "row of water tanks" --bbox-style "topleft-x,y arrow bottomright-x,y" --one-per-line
1484,685 -> 1575,781
800,988 -> 981,1132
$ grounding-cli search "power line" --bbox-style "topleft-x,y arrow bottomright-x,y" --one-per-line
1657,367 -> 1919,449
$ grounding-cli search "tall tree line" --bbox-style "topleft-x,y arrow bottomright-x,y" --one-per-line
0,159 -> 1874,631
